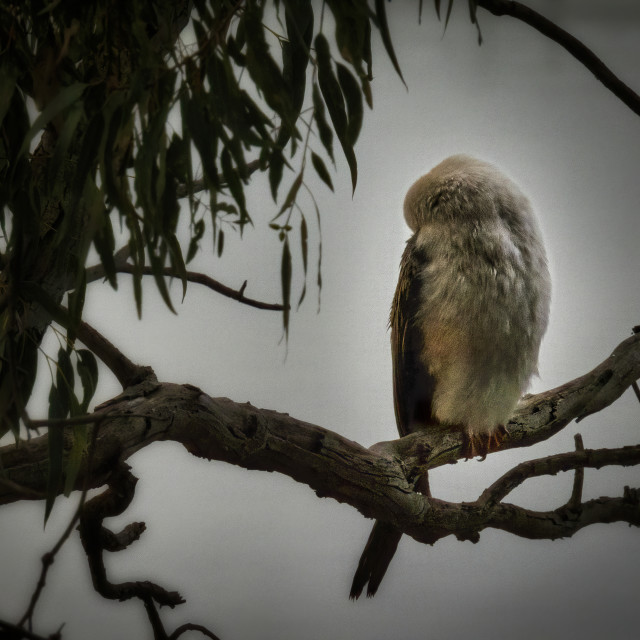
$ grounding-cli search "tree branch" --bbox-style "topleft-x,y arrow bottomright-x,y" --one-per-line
85,248 -> 285,312
477,0 -> 640,117
73,314 -> 155,389
477,443 -> 640,507
0,332 -> 638,550
78,462 -> 185,607
116,264 -> 286,312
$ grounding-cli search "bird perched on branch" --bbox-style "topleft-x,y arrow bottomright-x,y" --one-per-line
350,155 -> 551,599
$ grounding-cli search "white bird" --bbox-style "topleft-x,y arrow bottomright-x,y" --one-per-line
350,155 -> 551,599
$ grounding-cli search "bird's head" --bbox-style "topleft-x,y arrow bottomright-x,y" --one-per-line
403,154 -> 510,231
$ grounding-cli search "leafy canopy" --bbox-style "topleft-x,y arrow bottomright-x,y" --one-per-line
0,0 -> 420,513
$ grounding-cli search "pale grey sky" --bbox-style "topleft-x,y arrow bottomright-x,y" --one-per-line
2,2 -> 640,639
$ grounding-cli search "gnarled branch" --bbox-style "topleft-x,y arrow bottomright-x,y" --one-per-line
1,332 -> 638,542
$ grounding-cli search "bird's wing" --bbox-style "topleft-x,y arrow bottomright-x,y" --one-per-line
390,237 -> 437,437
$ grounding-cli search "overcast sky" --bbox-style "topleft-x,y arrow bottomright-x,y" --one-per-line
2,1 -> 640,639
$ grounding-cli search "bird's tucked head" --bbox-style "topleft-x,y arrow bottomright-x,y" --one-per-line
403,154 -> 521,232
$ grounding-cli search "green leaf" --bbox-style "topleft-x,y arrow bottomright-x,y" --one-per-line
445,0 -> 454,30
311,152 -> 334,191
56,347 -> 74,410
336,63 -> 364,146
298,215 -> 308,307
93,216 -> 118,289
181,93 -> 219,189
312,84 -> 334,162
468,0 -> 483,44
0,66 -> 17,126
67,268 -> 87,345
16,82 -> 88,162
280,0 -> 314,145
166,233 -> 188,301
186,218 -> 205,263
243,5 -> 295,131
221,147 -> 249,225
148,250 -> 177,314
133,265 -> 143,319
269,148 -> 285,201
47,102 -> 85,191
276,172 -> 304,218
374,0 -> 406,86
325,0 -> 370,80
281,235 -> 292,339
45,383 -> 66,524
76,349 -> 98,413
217,228 -> 224,257
63,422 -> 87,497
63,109 -> 107,242
315,34 -> 357,192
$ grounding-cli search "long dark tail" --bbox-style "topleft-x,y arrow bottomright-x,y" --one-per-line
349,521 -> 403,599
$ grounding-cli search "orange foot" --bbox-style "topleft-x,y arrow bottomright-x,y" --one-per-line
462,425 -> 507,460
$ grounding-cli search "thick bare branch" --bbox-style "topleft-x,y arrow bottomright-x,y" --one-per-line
0,332 -> 638,551
477,0 -> 640,116
74,315 -> 155,389
378,331 -> 640,472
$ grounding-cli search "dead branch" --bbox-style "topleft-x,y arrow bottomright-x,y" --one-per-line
477,0 -> 640,117
78,462 -> 184,607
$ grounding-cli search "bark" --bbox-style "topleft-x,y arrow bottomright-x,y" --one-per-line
2,331 -> 639,547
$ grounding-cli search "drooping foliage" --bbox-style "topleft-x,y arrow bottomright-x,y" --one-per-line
0,0 -> 408,511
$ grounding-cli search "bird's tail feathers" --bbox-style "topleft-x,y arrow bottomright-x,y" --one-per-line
349,521 -> 403,599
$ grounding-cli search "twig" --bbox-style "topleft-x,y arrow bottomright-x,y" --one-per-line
85,261 -> 285,312
477,0 -> 640,117
115,264 -> 286,311
77,463 -> 185,607
18,415 -> 104,630
568,433 -> 585,510
477,444 -> 640,507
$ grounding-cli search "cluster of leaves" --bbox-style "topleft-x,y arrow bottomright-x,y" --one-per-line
0,0 -> 410,504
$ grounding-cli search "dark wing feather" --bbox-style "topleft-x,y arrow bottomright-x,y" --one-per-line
390,236 -> 436,437
351,236 -> 436,600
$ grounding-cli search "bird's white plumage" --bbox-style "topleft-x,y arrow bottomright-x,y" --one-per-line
402,154 -> 550,437
350,155 -> 551,600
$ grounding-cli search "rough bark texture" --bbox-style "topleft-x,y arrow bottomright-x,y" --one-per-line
2,331 -> 639,547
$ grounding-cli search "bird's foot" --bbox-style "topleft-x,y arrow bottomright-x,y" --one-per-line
462,425 -> 507,460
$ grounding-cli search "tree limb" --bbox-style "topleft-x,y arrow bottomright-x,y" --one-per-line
0,332 -> 638,548
116,264 -> 286,312
477,0 -> 640,117
85,248 -> 285,312
73,314 -> 155,389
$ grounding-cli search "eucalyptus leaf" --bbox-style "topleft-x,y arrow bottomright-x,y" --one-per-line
281,235 -> 292,339
311,152 -> 334,191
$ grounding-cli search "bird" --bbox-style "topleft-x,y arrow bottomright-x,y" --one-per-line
349,154 -> 551,599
